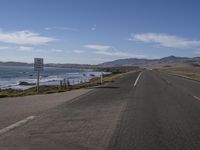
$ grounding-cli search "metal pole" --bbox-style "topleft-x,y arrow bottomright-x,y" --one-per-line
101,72 -> 103,84
37,71 -> 40,93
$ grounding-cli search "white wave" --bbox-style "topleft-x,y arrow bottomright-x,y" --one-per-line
0,71 -> 111,90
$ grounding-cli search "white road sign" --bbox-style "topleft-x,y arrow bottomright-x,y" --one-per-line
34,58 -> 44,71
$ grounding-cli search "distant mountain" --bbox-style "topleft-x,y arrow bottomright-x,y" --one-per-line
159,56 -> 190,63
0,61 -> 31,67
99,58 -> 155,66
0,61 -> 96,69
0,56 -> 200,68
99,56 -> 200,67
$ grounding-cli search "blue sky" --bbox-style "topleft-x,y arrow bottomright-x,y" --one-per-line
0,0 -> 200,64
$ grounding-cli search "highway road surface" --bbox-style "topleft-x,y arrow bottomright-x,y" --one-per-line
0,89 -> 92,130
0,70 -> 200,150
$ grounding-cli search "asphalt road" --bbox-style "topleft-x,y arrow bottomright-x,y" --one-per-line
0,89 -> 92,129
0,70 -> 200,150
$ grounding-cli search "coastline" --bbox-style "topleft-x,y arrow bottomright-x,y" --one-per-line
0,70 -> 134,98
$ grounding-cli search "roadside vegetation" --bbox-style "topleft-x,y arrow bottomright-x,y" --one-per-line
0,67 -> 139,98
157,63 -> 200,82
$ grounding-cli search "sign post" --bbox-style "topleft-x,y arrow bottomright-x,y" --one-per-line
34,58 -> 44,93
100,72 -> 103,84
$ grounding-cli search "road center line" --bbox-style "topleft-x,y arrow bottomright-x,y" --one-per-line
134,72 -> 142,87
0,116 -> 36,136
193,95 -> 200,101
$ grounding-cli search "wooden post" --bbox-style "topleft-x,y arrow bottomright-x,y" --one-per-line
37,71 -> 40,93
100,72 -> 103,84
60,80 -> 63,89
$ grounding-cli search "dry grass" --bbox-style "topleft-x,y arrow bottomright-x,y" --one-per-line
0,71 -> 132,98
158,63 -> 200,81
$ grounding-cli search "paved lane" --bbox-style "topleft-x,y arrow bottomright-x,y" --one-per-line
155,70 -> 200,98
108,70 -> 200,150
0,89 -> 92,130
0,72 -> 140,150
1,70 -> 200,150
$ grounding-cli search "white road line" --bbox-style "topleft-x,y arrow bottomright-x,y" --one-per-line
0,116 -> 36,135
193,95 -> 200,101
134,72 -> 143,87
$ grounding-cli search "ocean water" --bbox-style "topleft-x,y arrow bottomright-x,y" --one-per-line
0,66 -> 107,90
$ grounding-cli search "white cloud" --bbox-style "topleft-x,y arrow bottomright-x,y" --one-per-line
94,50 -> 145,58
73,50 -> 85,53
130,33 -> 200,49
91,24 -> 96,31
0,46 -> 9,50
91,27 -> 96,31
84,44 -> 145,58
18,46 -> 33,51
194,48 -> 200,54
17,48 -> 64,53
45,27 -> 78,32
84,44 -> 111,51
51,49 -> 63,53
194,51 -> 200,54
51,49 -> 63,52
0,30 -> 55,45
